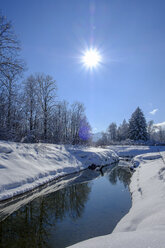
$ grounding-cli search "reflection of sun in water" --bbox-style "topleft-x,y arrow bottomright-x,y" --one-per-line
82,48 -> 101,69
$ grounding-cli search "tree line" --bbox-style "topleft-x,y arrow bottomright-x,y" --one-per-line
0,13 -> 91,144
97,107 -> 165,145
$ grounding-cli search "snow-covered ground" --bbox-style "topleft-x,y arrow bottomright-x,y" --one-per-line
107,145 -> 165,157
68,150 -> 165,248
0,141 -> 118,201
1,141 -> 165,248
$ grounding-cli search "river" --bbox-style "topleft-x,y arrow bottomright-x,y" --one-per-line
0,160 -> 132,248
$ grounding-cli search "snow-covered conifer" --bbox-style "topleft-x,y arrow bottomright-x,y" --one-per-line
108,122 -> 117,141
128,107 -> 148,141
117,119 -> 129,141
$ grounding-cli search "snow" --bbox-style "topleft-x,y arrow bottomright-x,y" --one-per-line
1,141 -> 165,248
0,141 -> 118,201
68,150 -> 165,248
107,145 -> 165,157
0,168 -> 105,221
154,121 -> 165,130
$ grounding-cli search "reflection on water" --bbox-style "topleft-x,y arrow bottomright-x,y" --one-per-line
0,162 -> 132,248
0,169 -> 101,222
0,184 -> 91,248
109,166 -> 132,187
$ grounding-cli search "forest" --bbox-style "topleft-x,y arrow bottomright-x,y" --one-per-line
97,107 -> 165,146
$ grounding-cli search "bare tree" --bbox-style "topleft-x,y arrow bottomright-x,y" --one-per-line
0,13 -> 24,140
23,75 -> 38,132
36,74 -> 57,141
51,100 -> 70,143
70,102 -> 85,144
3,71 -> 17,129
147,120 -> 155,140
0,69 -> 21,140
0,14 -> 24,84
157,127 -> 165,143
0,84 -> 6,138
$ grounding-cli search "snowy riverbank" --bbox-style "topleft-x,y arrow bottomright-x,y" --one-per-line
0,141 -> 118,201
69,150 -> 165,248
107,145 -> 165,157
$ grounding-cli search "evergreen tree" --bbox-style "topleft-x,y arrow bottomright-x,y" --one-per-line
117,119 -> 129,141
108,122 -> 117,141
128,107 -> 148,141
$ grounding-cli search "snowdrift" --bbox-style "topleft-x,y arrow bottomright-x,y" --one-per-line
107,145 -> 165,157
0,141 -> 118,201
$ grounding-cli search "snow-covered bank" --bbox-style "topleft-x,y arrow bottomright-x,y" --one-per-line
68,151 -> 165,248
0,141 -> 118,201
107,145 -> 165,157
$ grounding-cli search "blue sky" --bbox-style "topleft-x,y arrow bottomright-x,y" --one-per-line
1,0 -> 165,132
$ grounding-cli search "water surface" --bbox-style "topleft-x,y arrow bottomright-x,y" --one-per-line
0,161 -> 132,248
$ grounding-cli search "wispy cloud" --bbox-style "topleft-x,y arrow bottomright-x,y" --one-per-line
149,109 -> 158,115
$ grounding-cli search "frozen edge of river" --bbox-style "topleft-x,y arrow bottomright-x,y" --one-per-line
68,150 -> 165,248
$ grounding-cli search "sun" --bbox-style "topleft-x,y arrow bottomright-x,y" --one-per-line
82,48 -> 101,68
